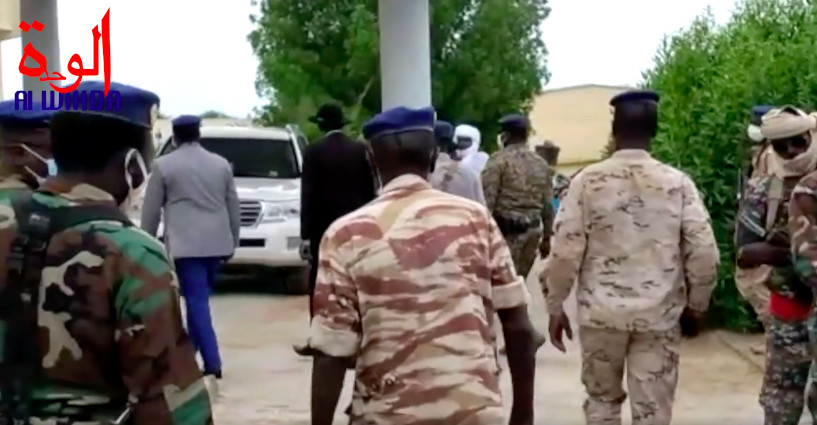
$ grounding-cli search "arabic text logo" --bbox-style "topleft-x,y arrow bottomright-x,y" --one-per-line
18,8 -> 111,94
14,90 -> 123,112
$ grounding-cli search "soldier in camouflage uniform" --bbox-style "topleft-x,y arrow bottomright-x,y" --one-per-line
544,90 -> 719,425
736,105 -> 774,342
738,106 -> 817,425
0,83 -> 212,425
309,107 -> 538,425
535,140 -> 571,214
482,114 -> 553,279
0,101 -> 58,202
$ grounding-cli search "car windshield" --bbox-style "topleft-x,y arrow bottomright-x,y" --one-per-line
164,137 -> 300,179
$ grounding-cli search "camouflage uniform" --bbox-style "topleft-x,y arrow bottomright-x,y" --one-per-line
482,143 -> 553,278
0,178 -> 212,425
734,144 -> 774,326
309,174 -> 529,424
544,150 -> 719,425
788,172 -> 817,423
738,174 -> 816,424
0,174 -> 32,203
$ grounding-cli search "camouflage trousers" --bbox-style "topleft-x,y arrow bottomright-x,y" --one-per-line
505,227 -> 543,279
735,264 -> 771,326
579,325 -> 680,425
760,316 -> 817,425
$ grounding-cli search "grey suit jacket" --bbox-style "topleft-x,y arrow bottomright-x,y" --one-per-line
141,142 -> 240,259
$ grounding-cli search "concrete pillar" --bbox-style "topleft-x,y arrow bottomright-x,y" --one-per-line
20,0 -> 60,99
0,42 -> 4,99
378,0 -> 431,110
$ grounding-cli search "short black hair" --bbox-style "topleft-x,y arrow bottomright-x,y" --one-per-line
373,130 -> 436,170
173,125 -> 200,144
612,101 -> 658,138
51,112 -> 151,173
505,126 -> 529,141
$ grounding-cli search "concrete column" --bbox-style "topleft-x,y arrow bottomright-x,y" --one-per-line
20,0 -> 60,99
378,0 -> 431,110
0,41 -> 4,99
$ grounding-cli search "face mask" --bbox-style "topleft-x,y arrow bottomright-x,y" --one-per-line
20,143 -> 57,185
121,148 -> 148,212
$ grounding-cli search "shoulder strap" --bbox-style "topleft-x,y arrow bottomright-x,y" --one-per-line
766,176 -> 784,233
0,193 -> 130,422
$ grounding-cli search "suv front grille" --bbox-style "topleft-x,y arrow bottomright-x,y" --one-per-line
240,201 -> 262,227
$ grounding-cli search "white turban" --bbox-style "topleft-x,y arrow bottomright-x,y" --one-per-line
762,106 -> 817,177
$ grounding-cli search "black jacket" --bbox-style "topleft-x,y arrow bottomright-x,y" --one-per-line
300,131 -> 377,251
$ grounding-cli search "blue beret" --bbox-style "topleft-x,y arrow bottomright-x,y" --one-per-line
362,106 -> 435,142
499,113 -> 529,131
0,99 -> 57,128
434,120 -> 454,141
172,114 -> 201,128
610,90 -> 660,106
752,105 -> 773,118
62,80 -> 160,128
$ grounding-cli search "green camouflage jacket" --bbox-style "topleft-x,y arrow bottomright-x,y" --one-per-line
0,174 -> 32,203
0,177 -> 212,425
737,174 -> 811,306
791,171 -> 817,295
481,143 -> 554,236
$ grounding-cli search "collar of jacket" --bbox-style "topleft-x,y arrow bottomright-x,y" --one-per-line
38,177 -> 116,206
381,173 -> 431,195
0,174 -> 31,191
611,149 -> 652,161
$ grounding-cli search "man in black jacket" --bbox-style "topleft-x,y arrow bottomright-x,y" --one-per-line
294,103 -> 377,356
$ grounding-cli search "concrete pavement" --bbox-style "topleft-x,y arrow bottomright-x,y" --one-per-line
205,258 -> 768,424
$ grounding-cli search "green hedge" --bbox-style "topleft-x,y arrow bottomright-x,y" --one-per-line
642,0 -> 817,331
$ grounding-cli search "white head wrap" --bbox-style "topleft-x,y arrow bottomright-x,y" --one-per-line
762,106 -> 817,177
454,124 -> 489,174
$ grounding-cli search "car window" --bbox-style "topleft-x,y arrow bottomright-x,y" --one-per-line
296,134 -> 308,154
200,137 -> 299,178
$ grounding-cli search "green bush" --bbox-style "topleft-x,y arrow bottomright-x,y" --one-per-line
642,0 -> 817,331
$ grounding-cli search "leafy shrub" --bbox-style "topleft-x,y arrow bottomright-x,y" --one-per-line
642,0 -> 817,330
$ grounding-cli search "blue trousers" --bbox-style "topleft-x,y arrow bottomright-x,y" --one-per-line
175,257 -> 222,373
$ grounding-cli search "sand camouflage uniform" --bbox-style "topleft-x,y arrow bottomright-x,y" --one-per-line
0,178 -> 212,425
482,143 -> 553,278
543,150 -> 719,425
309,174 -> 529,424
738,173 -> 817,424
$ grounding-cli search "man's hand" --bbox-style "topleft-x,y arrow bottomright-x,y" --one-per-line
737,242 -> 788,268
299,240 -> 312,262
538,238 -> 551,258
548,311 -> 573,353
680,309 -> 706,338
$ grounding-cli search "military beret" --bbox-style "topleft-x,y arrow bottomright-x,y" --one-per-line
499,113 -> 529,131
0,99 -> 57,129
172,114 -> 202,129
751,105 -> 774,125
362,106 -> 435,142
61,80 -> 160,129
609,90 -> 660,107
434,120 -> 454,141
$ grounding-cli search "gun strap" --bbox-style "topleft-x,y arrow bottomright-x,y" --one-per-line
0,192 -> 131,423
765,176 -> 784,233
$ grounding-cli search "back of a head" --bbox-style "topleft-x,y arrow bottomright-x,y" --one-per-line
51,112 -> 150,173
172,115 -> 202,144
311,103 -> 347,133
434,120 -> 455,153
363,106 -> 436,176
610,90 -> 660,140
499,114 -> 530,143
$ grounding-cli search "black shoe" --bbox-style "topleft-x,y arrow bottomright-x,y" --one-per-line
204,369 -> 222,380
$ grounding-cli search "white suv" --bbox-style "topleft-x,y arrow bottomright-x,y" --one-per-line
143,125 -> 310,293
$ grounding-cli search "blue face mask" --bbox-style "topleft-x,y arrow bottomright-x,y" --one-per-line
45,159 -> 58,176
20,144 -> 58,185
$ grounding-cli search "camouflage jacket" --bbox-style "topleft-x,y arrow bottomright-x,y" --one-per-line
481,143 -> 554,236
543,150 -> 719,331
0,178 -> 212,425
789,171 -> 817,297
738,174 -> 812,306
310,174 -> 528,424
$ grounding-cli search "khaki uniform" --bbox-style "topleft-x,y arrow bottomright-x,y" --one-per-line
543,150 -> 719,425
310,174 -> 529,424
482,143 -> 553,278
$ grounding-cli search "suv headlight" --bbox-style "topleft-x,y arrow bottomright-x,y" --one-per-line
260,200 -> 300,223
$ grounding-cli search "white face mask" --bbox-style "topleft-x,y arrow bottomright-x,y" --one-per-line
19,143 -> 57,185
121,148 -> 148,212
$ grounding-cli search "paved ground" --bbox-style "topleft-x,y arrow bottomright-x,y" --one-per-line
204,259 -> 773,424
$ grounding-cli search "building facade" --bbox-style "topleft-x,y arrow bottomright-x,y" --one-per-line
528,84 -> 631,175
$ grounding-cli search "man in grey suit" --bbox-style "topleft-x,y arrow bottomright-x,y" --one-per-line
141,114 -> 240,379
